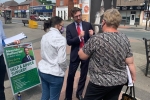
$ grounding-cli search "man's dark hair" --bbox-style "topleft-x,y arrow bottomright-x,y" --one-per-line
24,47 -> 29,52
43,16 -> 63,32
70,7 -> 82,17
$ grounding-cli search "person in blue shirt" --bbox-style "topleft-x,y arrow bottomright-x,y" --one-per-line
0,20 -> 20,100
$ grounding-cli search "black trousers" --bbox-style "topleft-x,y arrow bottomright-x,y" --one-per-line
84,81 -> 124,100
0,55 -> 6,100
65,57 -> 89,99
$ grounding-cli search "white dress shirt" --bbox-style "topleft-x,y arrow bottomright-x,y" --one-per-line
38,27 -> 67,77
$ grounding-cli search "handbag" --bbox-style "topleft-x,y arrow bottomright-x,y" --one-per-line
121,85 -> 137,100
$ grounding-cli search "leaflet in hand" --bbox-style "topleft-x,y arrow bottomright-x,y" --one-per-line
4,32 -> 27,45
126,66 -> 133,86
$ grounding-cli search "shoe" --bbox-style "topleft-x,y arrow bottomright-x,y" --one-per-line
76,95 -> 83,100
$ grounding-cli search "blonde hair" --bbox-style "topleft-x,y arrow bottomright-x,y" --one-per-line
103,9 -> 122,29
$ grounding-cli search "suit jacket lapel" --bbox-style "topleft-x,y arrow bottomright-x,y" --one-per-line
72,23 -> 78,37
82,21 -> 87,41
82,21 -> 86,32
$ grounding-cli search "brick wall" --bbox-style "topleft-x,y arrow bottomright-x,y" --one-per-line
9,6 -> 18,17
68,0 -> 74,19
56,0 -> 75,19
56,0 -> 60,6
30,0 -> 41,6
56,0 -> 73,6
53,6 -> 56,16
18,0 -> 40,10
18,5 -> 29,10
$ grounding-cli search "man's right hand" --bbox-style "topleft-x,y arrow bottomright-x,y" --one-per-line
79,31 -> 85,38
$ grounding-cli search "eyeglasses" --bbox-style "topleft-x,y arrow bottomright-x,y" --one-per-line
59,24 -> 64,27
74,14 -> 82,18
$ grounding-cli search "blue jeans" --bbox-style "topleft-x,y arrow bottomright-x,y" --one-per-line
39,70 -> 64,100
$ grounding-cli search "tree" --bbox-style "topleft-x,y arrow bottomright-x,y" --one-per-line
38,0 -> 53,5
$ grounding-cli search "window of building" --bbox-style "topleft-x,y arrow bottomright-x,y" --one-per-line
60,0 -> 64,6
18,6 -> 20,9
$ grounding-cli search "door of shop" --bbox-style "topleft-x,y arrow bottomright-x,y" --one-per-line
130,11 -> 136,25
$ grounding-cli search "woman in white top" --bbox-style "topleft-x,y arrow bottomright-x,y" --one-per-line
38,16 -> 67,100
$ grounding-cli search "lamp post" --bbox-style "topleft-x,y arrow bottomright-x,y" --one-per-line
145,0 -> 150,30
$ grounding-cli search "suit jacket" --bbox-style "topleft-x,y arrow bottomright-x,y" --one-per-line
22,55 -> 34,63
66,21 -> 93,62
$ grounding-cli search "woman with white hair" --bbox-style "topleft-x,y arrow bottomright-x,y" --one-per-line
78,9 -> 136,100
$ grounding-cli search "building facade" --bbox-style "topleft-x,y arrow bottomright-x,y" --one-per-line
30,5 -> 54,17
56,0 -> 75,20
2,0 -> 18,17
116,0 -> 149,26
18,0 -> 41,18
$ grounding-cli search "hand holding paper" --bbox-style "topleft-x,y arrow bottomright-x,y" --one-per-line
4,32 -> 27,45
126,66 -> 133,86
14,40 -> 20,44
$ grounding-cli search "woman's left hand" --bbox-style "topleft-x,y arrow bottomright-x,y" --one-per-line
14,40 -> 20,44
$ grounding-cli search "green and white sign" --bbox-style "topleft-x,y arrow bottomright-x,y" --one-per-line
3,43 -> 40,95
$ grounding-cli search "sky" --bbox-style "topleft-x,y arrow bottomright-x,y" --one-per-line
0,0 -> 56,3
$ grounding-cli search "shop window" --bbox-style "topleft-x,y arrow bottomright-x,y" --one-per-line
135,18 -> 139,22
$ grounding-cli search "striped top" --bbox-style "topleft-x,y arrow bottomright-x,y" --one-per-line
82,32 -> 133,86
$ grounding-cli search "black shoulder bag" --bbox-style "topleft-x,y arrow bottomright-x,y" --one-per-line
121,85 -> 137,100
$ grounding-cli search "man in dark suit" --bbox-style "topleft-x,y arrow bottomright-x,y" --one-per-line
22,47 -> 34,63
64,7 -> 94,100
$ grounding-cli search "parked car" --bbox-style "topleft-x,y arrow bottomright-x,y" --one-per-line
39,15 -> 51,21
30,15 -> 39,21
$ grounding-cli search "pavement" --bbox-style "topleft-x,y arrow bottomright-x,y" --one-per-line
2,19 -> 150,100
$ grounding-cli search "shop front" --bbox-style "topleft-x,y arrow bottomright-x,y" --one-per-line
116,6 -> 144,25
21,10 -> 26,18
26,10 -> 29,18
30,5 -> 53,17
56,6 -> 68,20
14,10 -> 18,18
17,10 -> 21,18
